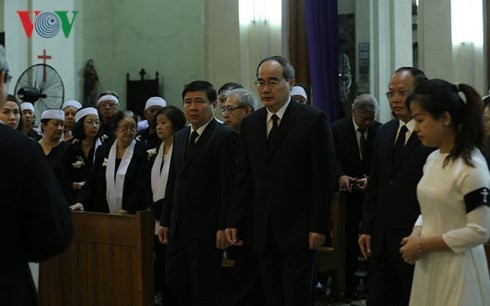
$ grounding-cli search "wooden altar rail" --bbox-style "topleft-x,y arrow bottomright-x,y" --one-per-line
38,210 -> 154,306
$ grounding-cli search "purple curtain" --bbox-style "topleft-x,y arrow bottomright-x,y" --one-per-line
304,0 -> 340,121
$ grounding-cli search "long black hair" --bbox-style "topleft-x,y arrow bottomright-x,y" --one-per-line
408,79 -> 484,167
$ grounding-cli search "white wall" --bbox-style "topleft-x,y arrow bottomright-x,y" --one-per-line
204,0 -> 241,90
5,0 -> 76,122
74,0 -> 204,109
419,0 -> 486,93
3,0 -> 205,112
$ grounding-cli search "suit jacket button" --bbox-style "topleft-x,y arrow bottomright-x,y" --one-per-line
388,180 -> 393,185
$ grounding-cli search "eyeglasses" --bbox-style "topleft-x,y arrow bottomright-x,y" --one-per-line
118,127 -> 136,134
3,71 -> 12,83
385,91 -> 410,100
221,106 -> 246,114
254,79 -> 286,89
99,102 -> 118,109
84,120 -> 100,126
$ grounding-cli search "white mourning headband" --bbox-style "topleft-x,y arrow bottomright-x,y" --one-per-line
75,107 -> 99,123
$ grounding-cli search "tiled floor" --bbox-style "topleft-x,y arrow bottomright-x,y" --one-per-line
314,276 -> 367,306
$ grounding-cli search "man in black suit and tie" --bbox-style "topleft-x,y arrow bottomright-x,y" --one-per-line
331,94 -> 381,299
358,67 -> 433,306
157,80 -> 238,306
225,56 -> 336,306
0,45 -> 73,306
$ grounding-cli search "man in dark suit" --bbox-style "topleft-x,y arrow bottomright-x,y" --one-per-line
358,67 -> 433,306
331,93 -> 381,299
0,45 -> 73,306
226,56 -> 336,306
157,80 -> 238,306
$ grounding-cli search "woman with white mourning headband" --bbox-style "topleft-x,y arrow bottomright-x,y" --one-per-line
71,110 -> 150,213
38,109 -> 69,185
62,99 -> 82,142
62,107 -> 102,205
19,102 -> 40,140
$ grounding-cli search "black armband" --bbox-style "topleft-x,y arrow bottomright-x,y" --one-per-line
464,187 -> 490,213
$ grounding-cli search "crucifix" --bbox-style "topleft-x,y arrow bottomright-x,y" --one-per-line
37,49 -> 52,82
481,188 -> 489,203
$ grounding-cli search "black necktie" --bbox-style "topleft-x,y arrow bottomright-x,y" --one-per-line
267,114 -> 279,150
187,130 -> 199,159
358,127 -> 366,160
393,125 -> 408,164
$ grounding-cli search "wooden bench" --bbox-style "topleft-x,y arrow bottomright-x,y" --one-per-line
315,192 -> 346,301
38,210 -> 154,306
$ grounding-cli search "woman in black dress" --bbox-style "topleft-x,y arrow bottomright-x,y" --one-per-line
63,107 -> 102,205
38,109 -> 69,186
71,110 -> 150,214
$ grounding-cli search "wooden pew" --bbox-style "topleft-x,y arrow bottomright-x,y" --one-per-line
315,192 -> 346,301
38,210 -> 154,306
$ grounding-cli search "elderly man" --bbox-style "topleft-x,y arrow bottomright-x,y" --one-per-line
0,45 -> 73,306
96,90 -> 119,142
226,55 -> 336,306
331,93 -> 381,299
358,67 -> 433,306
222,88 -> 257,133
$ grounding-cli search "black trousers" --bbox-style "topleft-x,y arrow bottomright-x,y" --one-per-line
344,192 -> 364,298
258,235 -> 315,306
154,235 -> 179,305
221,225 -> 264,306
165,236 -> 222,306
366,238 -> 414,306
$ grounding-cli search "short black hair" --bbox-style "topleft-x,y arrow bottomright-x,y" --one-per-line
256,55 -> 295,80
218,82 -> 243,95
181,80 -> 217,103
393,67 -> 427,84
6,94 -> 19,103
153,105 -> 187,133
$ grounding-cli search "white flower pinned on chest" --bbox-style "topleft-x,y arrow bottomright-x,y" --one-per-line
101,134 -> 109,142
147,148 -> 157,161
102,158 -> 109,167
72,156 -> 85,168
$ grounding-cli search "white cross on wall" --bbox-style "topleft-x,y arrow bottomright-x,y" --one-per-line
481,189 -> 489,203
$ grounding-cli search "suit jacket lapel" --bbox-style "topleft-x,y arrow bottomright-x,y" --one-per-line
347,119 -> 362,162
267,102 -> 297,157
183,119 -> 217,169
392,128 -> 419,171
257,109 -> 268,158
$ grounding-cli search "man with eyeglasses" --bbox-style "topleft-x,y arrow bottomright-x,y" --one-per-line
0,45 -> 73,306
222,88 -> 257,133
226,55 -> 336,306
96,91 -> 119,142
331,93 -> 382,299
358,67 -> 434,306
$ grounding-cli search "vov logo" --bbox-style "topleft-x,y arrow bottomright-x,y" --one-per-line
17,11 -> 79,38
